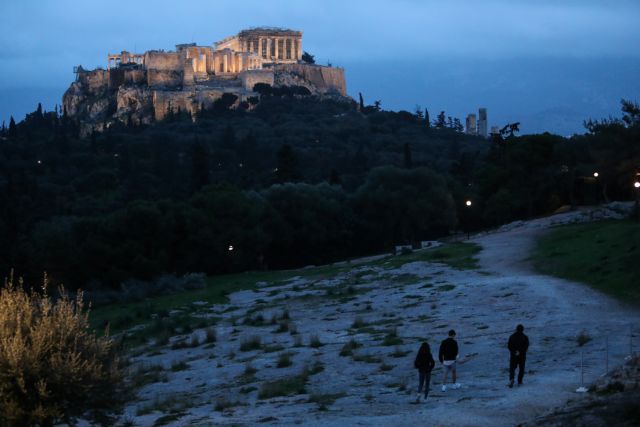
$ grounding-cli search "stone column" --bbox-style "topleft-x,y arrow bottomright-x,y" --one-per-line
297,38 -> 302,60
274,38 -> 279,60
223,54 -> 228,73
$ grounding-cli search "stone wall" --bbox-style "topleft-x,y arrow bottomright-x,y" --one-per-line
240,69 -> 275,91
144,51 -> 182,71
77,69 -> 109,95
273,64 -> 346,95
147,69 -> 183,88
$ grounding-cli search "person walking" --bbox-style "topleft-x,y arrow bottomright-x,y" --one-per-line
414,342 -> 435,402
508,324 -> 529,388
439,329 -> 460,391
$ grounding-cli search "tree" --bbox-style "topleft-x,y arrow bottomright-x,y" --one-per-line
435,111 -> 446,128
424,108 -> 431,128
453,118 -> 463,132
275,144 -> 300,183
301,51 -> 316,64
373,100 -> 382,112
191,141 -> 210,193
415,106 -> 424,120
359,93 -> 365,112
8,116 -> 16,138
403,142 -> 413,169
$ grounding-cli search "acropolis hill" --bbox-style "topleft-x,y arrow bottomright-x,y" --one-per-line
63,27 -> 348,136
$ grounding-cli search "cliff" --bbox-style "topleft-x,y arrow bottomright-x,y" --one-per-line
63,64 -> 349,137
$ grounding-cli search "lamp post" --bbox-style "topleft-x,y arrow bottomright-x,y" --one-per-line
465,200 -> 472,240
634,180 -> 640,221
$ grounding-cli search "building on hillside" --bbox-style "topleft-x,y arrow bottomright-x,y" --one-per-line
478,108 -> 488,138
466,114 -> 477,135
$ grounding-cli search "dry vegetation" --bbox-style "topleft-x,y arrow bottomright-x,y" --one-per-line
0,273 -> 125,426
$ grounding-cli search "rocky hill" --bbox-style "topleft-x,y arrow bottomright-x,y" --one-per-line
63,63 -> 348,137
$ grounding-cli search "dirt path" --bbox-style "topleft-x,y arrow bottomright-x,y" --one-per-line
121,205 -> 640,427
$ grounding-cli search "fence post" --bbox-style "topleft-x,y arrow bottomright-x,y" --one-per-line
605,335 -> 609,374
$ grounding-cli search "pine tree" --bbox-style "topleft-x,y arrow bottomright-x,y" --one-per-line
425,108 -> 430,128
8,116 -> 17,138
359,93 -> 365,112
435,111 -> 446,128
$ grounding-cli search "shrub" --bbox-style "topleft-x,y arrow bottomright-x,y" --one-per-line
309,334 -> 323,348
240,335 -> 262,352
577,330 -> 592,347
205,327 -> 217,343
339,339 -> 362,357
277,352 -> 293,368
0,273 -> 125,426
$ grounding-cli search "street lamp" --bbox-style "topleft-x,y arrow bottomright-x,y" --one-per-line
593,172 -> 599,178
634,180 -> 640,222
465,200 -> 472,207
228,245 -> 234,252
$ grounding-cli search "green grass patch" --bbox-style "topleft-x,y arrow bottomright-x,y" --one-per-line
532,220 -> 640,304
383,242 -> 481,270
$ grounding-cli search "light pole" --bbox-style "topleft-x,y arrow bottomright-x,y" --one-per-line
465,200 -> 472,240
634,180 -> 640,221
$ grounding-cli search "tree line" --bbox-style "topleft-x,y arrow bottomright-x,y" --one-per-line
1,94 -> 638,293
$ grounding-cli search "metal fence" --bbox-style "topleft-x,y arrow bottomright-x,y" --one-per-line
575,323 -> 637,392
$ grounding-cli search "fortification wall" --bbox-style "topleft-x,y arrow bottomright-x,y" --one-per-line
77,69 -> 109,95
240,69 -> 275,91
274,64 -> 346,95
144,51 -> 182,71
147,69 -> 182,88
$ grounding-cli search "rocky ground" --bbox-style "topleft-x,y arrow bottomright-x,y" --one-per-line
113,204 -> 640,426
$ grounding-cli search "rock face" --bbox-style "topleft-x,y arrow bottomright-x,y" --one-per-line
62,63 -> 349,137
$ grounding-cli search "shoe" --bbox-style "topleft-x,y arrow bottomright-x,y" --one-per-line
508,381 -> 514,388
441,385 -> 447,392
453,383 -> 461,389
415,393 -> 421,403
517,381 -> 523,386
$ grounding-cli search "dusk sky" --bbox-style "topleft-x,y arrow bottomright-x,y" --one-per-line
2,0 -> 640,134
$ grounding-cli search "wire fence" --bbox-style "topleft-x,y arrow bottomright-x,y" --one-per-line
574,323 -> 638,392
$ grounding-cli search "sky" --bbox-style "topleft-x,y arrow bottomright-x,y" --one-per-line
1,0 -> 640,134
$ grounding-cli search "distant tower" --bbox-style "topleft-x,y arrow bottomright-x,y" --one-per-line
478,108 -> 488,138
465,114 -> 477,135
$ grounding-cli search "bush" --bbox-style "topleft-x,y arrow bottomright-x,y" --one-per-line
240,335 -> 262,352
0,273 -> 125,426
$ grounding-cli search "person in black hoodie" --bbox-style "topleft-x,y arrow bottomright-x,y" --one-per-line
439,329 -> 460,391
414,342 -> 436,402
507,324 -> 530,388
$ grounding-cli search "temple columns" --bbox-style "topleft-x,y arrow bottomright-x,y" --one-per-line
274,38 -> 279,60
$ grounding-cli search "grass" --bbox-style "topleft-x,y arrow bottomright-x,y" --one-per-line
383,242 -> 481,270
258,369 -> 309,399
532,220 -> 640,304
339,339 -> 362,357
277,352 -> 293,368
239,335 -> 262,352
89,242 -> 479,346
308,392 -> 347,410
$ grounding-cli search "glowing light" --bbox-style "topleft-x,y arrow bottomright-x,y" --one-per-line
228,245 -> 234,251
635,181 -> 640,189
36,160 -> 42,164
593,172 -> 599,178
465,200 -> 472,207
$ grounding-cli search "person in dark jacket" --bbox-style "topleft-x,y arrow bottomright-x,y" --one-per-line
439,329 -> 460,391
414,342 -> 436,402
508,324 -> 530,387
